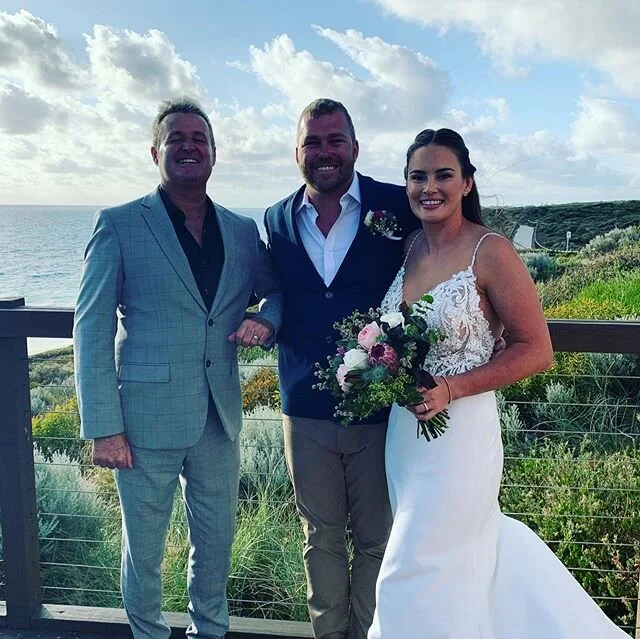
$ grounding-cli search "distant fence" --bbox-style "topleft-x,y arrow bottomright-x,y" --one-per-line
1,298 -> 639,637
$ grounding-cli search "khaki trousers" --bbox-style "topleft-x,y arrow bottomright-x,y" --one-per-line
283,416 -> 392,639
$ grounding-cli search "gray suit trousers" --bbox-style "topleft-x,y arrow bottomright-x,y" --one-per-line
283,416 -> 392,639
115,404 -> 240,639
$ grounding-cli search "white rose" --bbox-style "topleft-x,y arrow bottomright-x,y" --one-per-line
380,312 -> 405,329
343,348 -> 370,371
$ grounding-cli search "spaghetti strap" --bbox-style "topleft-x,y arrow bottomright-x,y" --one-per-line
402,231 -> 423,267
471,232 -> 501,268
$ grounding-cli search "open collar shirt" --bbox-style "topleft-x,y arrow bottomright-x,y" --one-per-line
295,173 -> 361,287
159,186 -> 224,312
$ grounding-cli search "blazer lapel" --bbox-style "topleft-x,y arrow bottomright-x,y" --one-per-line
209,203 -> 237,317
140,188 -> 207,312
329,173 -> 373,286
285,186 -> 328,288
285,185 -> 305,247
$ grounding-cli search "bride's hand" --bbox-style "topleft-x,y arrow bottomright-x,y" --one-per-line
408,377 -> 451,420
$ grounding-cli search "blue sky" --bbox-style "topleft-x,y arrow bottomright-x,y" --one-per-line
1,1 -> 639,207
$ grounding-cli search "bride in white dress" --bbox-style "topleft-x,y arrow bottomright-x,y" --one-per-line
368,128 -> 627,638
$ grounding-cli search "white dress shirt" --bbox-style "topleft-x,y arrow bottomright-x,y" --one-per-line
295,174 -> 361,286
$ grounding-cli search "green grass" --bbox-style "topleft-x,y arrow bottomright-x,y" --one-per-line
574,271 -> 640,312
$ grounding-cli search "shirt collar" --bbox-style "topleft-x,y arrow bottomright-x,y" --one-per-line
159,185 -> 215,226
295,172 -> 361,215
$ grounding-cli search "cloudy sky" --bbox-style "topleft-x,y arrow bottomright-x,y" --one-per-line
1,0 -> 639,208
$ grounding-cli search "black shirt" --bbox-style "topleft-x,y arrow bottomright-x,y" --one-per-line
160,187 -> 225,312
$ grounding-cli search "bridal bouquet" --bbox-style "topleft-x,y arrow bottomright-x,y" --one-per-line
314,295 -> 449,441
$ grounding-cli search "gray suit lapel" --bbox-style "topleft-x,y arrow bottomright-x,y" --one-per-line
140,189 -> 207,312
209,203 -> 237,318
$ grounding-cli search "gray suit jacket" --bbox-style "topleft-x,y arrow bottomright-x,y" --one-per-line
74,187 -> 282,448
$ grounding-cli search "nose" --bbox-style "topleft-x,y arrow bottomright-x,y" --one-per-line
423,176 -> 437,193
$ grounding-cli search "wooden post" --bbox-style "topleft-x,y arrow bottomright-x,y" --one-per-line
0,297 -> 42,627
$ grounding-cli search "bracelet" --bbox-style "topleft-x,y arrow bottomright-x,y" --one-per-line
441,376 -> 453,404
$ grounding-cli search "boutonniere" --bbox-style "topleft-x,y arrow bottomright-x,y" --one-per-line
364,210 -> 403,240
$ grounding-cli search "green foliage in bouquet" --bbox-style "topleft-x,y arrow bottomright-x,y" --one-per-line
315,298 -> 449,441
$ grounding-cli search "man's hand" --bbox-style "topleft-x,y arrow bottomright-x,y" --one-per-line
491,335 -> 507,359
228,317 -> 274,347
92,433 -> 133,469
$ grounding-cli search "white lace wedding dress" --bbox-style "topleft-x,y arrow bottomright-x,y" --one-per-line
368,232 -> 627,638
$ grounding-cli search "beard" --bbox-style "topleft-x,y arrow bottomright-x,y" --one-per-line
300,159 -> 356,194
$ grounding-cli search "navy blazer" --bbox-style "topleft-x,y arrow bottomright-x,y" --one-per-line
265,173 -> 420,423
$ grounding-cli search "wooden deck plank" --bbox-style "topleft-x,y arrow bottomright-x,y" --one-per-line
29,604 -> 313,638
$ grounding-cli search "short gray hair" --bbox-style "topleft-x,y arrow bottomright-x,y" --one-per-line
297,98 -> 356,142
152,96 -> 215,148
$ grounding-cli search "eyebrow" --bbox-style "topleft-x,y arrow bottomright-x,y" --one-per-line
409,167 -> 456,174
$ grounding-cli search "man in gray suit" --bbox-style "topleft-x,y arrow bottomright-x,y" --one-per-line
74,96 -> 282,639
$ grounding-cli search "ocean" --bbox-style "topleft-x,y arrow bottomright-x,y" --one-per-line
0,205 -> 266,353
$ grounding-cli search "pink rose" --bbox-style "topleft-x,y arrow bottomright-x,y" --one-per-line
336,363 -> 351,392
368,343 -> 399,374
357,321 -> 382,351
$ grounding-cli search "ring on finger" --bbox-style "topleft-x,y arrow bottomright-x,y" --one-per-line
422,401 -> 429,413
252,334 -> 260,341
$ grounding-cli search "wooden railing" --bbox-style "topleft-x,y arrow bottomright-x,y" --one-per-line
1,297 -> 639,638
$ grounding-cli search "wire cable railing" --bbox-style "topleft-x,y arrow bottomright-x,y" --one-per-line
1,304 -> 639,637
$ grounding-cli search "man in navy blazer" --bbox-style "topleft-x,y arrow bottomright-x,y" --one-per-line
264,99 -> 419,639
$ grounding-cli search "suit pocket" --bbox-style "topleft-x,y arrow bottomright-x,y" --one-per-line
118,362 -> 170,382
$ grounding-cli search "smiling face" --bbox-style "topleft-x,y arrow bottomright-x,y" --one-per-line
295,112 -> 359,196
406,144 -> 473,224
151,112 -> 215,189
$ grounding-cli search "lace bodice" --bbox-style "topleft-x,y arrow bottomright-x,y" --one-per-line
380,232 -> 499,377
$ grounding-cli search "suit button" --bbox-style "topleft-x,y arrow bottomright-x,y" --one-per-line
206,360 -> 211,368
208,319 -> 213,326
325,291 -> 333,299
325,336 -> 333,344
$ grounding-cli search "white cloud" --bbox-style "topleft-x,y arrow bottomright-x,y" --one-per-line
570,97 -> 640,156
0,82 -> 58,134
0,10 -> 86,91
372,0 -> 640,95
243,28 -> 451,134
85,25 -> 202,108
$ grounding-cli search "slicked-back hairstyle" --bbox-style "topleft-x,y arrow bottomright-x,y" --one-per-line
404,128 -> 484,225
297,98 -> 356,142
152,96 -> 215,148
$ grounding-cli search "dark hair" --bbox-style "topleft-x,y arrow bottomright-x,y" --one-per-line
404,128 -> 484,225
297,98 -> 356,141
152,96 -> 215,148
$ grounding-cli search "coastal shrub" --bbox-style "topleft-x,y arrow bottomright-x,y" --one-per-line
545,297 -> 631,321
30,379 -> 76,416
497,391 -> 531,456
573,272 -> 640,316
33,453 -> 120,607
238,345 -> 278,365
29,347 -> 75,388
501,441 -> 640,631
538,245 -> 640,308
228,483 -> 306,620
240,410 -> 289,498
159,477 -> 305,620
584,353 -> 640,400
582,225 -> 640,258
503,352 -> 640,455
31,396 -> 89,465
520,251 -> 558,283
241,366 -> 281,413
